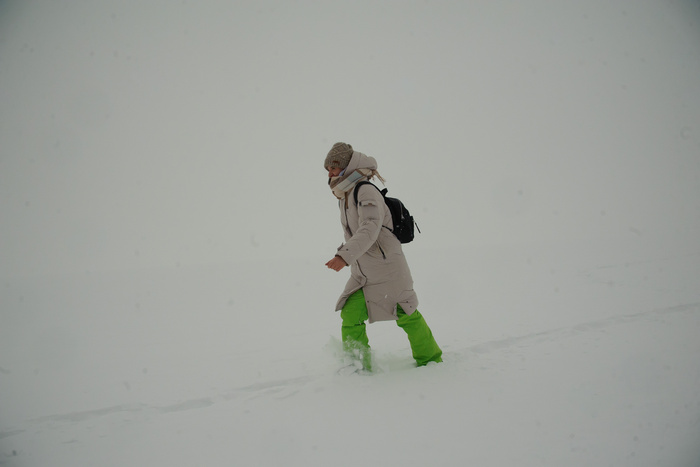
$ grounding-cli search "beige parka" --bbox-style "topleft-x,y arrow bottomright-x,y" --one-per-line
333,151 -> 418,323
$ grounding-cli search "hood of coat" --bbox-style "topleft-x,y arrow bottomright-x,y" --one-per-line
345,151 -> 377,174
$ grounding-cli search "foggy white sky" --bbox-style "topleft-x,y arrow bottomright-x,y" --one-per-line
1,0 -> 699,276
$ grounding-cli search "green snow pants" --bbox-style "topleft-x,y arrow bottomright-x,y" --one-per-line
340,289 -> 443,371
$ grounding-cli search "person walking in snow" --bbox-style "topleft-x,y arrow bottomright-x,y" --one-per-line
324,142 -> 442,371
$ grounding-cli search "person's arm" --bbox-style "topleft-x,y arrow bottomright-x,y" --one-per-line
334,185 -> 383,266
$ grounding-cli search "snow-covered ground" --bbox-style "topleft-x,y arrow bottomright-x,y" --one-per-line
2,1 -> 700,466
2,236 -> 700,466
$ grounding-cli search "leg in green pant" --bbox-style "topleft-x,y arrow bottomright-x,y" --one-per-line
340,289 -> 442,370
340,289 -> 372,371
396,305 -> 443,366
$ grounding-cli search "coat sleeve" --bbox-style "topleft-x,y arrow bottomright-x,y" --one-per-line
336,185 -> 384,265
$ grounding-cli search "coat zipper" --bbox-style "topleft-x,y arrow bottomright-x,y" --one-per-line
343,197 -> 353,238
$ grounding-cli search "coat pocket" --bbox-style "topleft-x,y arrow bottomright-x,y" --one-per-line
367,241 -> 386,260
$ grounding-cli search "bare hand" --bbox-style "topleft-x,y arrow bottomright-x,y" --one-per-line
325,255 -> 347,272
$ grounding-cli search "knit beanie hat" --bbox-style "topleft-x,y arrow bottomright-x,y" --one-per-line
324,142 -> 353,170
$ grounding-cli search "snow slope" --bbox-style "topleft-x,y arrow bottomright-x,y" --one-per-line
2,238 -> 700,466
1,1 -> 700,466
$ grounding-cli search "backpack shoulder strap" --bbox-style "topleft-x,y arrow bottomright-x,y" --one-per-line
352,181 -> 378,206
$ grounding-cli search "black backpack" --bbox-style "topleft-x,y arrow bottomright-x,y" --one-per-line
353,181 -> 420,244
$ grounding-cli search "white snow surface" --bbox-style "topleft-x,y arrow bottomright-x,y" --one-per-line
2,1 -> 700,466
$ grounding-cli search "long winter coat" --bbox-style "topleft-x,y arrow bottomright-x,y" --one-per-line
333,152 -> 418,323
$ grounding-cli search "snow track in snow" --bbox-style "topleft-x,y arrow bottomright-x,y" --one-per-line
4,301 -> 697,443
